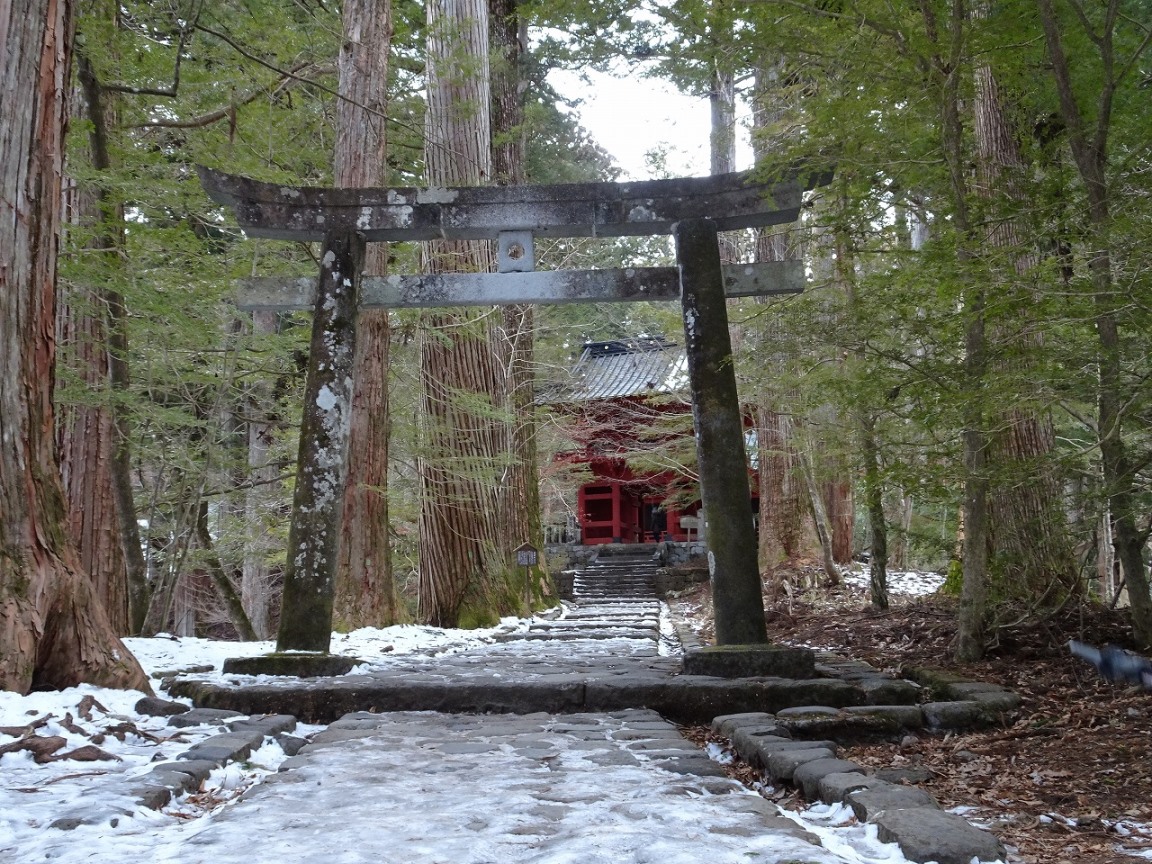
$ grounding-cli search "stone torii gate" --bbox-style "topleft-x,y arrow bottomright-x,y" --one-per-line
198,165 -> 829,659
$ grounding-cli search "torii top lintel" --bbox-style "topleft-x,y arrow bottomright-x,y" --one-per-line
196,165 -> 832,243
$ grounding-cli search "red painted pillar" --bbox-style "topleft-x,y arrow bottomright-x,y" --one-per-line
611,483 -> 622,543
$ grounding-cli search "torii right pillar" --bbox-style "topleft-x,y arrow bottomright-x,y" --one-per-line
675,218 -> 768,645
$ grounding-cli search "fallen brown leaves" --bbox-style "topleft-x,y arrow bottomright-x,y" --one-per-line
668,576 -> 1152,864
0,697 -> 146,765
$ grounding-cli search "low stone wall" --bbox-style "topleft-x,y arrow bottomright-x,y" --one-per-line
654,564 -> 710,596
546,541 -> 708,571
553,569 -> 576,601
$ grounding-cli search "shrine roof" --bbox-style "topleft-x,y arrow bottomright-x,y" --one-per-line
552,338 -> 688,402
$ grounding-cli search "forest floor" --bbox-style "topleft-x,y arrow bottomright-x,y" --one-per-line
666,561 -> 1152,864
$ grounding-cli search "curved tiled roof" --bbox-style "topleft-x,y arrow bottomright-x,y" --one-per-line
553,338 -> 688,402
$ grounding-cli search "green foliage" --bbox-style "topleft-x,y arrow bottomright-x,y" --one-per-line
57,0 -> 1152,637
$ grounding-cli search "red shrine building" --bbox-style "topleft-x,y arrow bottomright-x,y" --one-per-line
549,338 -> 707,546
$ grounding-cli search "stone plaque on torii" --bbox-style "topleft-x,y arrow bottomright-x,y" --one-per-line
198,164 -> 830,657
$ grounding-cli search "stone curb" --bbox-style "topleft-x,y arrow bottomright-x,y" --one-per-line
48,708 -> 299,831
714,710 -> 1005,864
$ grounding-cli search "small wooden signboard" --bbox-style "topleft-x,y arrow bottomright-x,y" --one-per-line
515,543 -> 539,568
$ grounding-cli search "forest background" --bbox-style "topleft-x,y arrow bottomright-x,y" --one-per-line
1,0 -> 1150,694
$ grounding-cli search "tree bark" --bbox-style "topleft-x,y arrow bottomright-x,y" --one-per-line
490,0 -> 547,603
973,42 -> 1076,602
921,0 -> 989,662
332,0 -> 399,631
799,443 -> 840,585
417,0 -> 516,628
57,36 -> 149,636
750,66 -> 807,578
756,405 -> 805,569
708,1 -> 738,264
0,0 -> 149,694
861,413 -> 889,609
1034,0 -> 1152,647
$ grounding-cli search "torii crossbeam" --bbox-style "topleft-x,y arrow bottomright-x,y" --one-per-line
198,164 -> 831,655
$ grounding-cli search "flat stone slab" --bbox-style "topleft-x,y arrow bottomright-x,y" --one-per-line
683,645 -> 816,679
792,758 -> 866,800
846,783 -> 941,821
874,808 -> 1005,864
222,653 -> 361,677
906,667 -> 1021,714
178,729 -> 267,766
134,696 -> 190,717
710,711 -> 776,737
171,665 -> 873,724
168,707 -> 248,728
776,705 -> 919,738
858,677 -> 922,705
226,714 -> 298,736
922,700 -> 998,729
818,771 -> 886,804
765,747 -> 838,781
843,704 -> 924,729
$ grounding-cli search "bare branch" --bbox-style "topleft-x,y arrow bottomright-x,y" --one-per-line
104,11 -> 196,98
124,61 -> 324,129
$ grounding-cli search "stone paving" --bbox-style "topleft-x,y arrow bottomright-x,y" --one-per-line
153,551 -> 1009,864
142,710 -> 862,864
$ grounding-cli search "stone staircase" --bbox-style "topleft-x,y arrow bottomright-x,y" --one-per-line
514,551 -> 664,643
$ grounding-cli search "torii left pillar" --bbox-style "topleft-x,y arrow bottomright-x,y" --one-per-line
276,231 -> 364,653
675,218 -> 768,645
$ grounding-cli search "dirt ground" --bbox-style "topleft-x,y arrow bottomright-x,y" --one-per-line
666,567 -> 1152,864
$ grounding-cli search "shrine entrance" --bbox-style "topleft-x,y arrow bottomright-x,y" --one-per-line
198,164 -> 830,654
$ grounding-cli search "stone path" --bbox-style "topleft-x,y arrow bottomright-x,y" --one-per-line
155,551 -> 1009,864
158,710 -> 862,864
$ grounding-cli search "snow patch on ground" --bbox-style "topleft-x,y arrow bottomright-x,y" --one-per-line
843,567 -> 946,597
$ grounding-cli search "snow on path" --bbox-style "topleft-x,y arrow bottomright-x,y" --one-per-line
0,609 -> 942,863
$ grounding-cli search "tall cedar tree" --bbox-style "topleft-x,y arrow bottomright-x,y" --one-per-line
417,0 -> 516,627
333,0 -> 400,630
0,0 -> 150,693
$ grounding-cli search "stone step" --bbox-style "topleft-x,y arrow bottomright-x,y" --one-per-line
527,626 -> 658,631
498,630 -> 659,642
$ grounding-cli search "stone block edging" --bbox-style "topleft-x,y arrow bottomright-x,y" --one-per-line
713,710 -> 1005,864
48,702 -> 300,831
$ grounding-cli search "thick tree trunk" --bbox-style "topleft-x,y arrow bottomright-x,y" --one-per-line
57,247 -> 130,634
750,64 -> 815,579
0,0 -> 149,694
1035,0 -> 1152,647
926,0 -> 989,662
824,478 -> 855,564
418,0 -> 516,628
756,407 -> 806,569
332,0 -> 399,631
490,0 -> 547,602
57,40 -> 149,636
973,57 -> 1076,601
